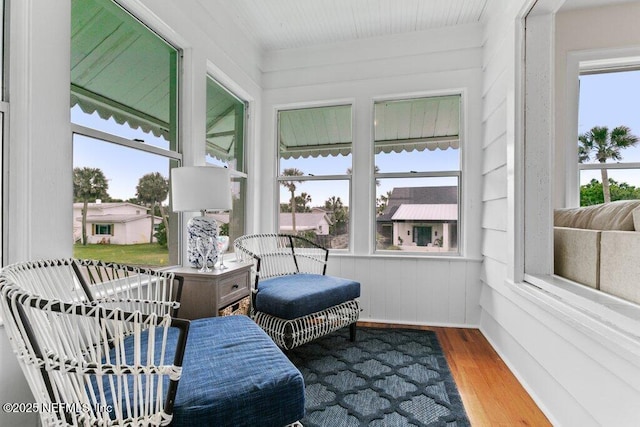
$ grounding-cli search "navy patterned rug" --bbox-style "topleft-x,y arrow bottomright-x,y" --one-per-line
287,327 -> 470,427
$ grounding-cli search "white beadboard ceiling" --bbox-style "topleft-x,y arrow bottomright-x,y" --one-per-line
205,0 -> 489,51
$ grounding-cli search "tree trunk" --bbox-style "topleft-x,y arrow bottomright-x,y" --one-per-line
149,202 -> 156,243
82,201 -> 88,246
290,190 -> 296,232
601,166 -> 611,203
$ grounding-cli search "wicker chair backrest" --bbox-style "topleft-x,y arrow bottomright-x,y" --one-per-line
234,234 -> 328,284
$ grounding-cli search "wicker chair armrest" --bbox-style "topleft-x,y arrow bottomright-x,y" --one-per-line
73,259 -> 184,314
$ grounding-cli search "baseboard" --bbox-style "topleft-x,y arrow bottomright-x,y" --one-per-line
358,318 -> 480,330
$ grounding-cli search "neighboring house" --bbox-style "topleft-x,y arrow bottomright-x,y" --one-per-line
279,211 -> 332,235
73,202 -> 162,245
377,186 -> 458,251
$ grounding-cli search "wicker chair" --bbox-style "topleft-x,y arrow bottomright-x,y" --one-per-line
0,259 -> 186,426
0,259 -> 305,426
234,233 -> 361,350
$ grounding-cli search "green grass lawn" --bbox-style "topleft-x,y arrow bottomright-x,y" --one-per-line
73,243 -> 170,267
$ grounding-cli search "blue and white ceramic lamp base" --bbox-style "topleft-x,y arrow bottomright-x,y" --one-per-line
186,216 -> 219,268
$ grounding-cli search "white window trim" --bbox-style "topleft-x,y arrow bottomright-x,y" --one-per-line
519,6 -> 640,356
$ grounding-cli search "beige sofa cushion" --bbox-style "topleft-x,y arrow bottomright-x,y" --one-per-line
554,200 -> 640,231
600,231 -> 640,304
634,207 -> 640,232
554,227 -> 600,289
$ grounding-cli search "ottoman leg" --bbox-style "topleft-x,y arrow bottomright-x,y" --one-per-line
349,322 -> 357,342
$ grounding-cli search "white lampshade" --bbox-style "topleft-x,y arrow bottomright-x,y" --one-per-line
171,166 -> 232,212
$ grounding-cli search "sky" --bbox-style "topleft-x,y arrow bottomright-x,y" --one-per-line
72,106 -> 171,202
74,68 -> 640,206
578,70 -> 640,187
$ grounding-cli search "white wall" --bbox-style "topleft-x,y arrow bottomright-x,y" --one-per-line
479,1 -> 640,426
261,24 -> 485,327
0,1 -> 263,425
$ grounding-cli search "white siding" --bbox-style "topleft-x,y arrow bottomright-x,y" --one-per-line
329,256 -> 481,327
480,1 -> 640,426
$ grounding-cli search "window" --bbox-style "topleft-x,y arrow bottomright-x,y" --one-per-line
551,60 -> 640,295
71,0 -> 181,267
577,68 -> 640,206
374,95 -> 462,255
277,104 -> 352,249
94,224 -> 113,235
205,76 -> 247,250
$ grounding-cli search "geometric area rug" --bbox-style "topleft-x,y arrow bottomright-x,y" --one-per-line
287,327 -> 471,427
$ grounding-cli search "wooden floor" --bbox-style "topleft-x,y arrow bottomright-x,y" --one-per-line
358,322 -> 551,427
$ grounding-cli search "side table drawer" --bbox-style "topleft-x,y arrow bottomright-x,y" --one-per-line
218,271 -> 250,307
167,262 -> 252,320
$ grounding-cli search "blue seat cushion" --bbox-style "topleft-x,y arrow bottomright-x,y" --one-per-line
255,274 -> 360,320
97,315 -> 305,426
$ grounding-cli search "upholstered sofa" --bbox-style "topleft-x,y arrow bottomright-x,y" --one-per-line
554,200 -> 640,304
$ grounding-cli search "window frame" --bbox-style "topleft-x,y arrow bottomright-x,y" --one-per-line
566,51 -> 640,208
275,101 -> 354,251
372,92 -> 464,257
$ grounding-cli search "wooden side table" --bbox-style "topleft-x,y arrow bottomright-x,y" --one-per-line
167,261 -> 252,320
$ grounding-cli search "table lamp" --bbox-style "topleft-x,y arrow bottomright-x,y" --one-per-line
171,166 -> 232,268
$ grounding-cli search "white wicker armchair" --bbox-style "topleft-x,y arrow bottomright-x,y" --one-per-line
234,234 -> 361,350
0,259 -> 187,426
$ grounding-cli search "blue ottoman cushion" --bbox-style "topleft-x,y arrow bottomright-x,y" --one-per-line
100,315 -> 305,426
255,274 -> 360,320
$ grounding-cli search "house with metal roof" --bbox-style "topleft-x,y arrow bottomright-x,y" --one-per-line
377,186 -> 459,251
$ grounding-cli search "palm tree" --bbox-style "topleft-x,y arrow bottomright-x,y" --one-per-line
324,196 -> 348,234
73,167 -> 109,246
297,192 -> 312,212
136,172 -> 169,243
579,125 -> 639,203
376,190 -> 392,216
281,168 -> 304,232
